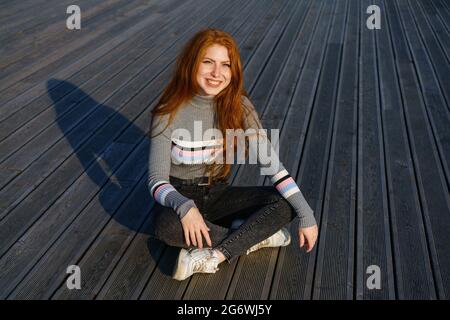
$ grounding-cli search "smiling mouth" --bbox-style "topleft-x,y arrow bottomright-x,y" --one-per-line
206,79 -> 222,87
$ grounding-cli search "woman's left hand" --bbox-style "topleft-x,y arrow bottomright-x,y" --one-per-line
298,224 -> 318,253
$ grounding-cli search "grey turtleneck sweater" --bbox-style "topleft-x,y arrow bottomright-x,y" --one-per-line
147,95 -> 317,228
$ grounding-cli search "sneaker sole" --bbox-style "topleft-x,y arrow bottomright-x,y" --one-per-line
246,228 -> 292,255
172,249 -> 190,281
281,228 -> 291,246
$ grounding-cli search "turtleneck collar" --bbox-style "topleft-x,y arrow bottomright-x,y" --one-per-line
190,94 -> 215,109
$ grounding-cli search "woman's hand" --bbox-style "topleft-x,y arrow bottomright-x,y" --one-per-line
298,224 -> 318,253
181,207 -> 212,249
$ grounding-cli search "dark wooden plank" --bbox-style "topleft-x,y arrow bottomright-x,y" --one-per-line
0,0 -> 50,19
435,0 -> 450,22
416,1 -> 450,63
139,246 -> 193,300
430,0 -> 450,33
387,0 -> 450,298
1,8 -> 192,226
257,0 -> 324,135
377,0 -> 434,299
0,14 -> 161,126
0,0 -> 230,297
407,0 -> 450,187
239,0 -> 304,94
0,0 -> 184,155
375,0 -> 438,299
0,0 -> 76,40
252,0 -> 327,300
413,0 -> 450,181
0,2 -> 148,107
0,1 -> 179,126
244,0 -> 312,110
225,250 -> 278,300
4,0 -> 109,48
0,0 -> 123,68
0,141 -> 148,298
8,141 -> 149,299
351,0 -> 395,300
0,0 -> 196,215
308,0 -> 357,300
96,221 -> 166,300
268,0 -> 337,300
353,0 -> 396,300
0,0 -> 158,99
0,0 -> 139,82
51,176 -> 155,300
403,1 -> 450,110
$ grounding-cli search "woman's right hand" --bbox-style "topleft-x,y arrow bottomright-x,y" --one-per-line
298,224 -> 318,253
180,207 -> 212,249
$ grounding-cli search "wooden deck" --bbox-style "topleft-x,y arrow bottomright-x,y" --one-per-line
0,0 -> 449,300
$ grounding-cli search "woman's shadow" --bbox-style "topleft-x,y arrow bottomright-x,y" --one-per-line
48,78 -> 174,275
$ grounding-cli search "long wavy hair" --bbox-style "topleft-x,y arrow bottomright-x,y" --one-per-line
150,28 -> 260,183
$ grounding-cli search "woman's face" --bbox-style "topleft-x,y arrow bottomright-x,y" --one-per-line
196,44 -> 232,96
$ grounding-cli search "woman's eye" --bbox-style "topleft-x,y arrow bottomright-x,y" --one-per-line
224,64 -> 231,67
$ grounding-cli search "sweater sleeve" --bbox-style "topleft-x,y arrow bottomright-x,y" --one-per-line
148,113 -> 197,219
241,96 -> 317,228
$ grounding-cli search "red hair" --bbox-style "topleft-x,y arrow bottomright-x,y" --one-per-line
150,28 -> 259,182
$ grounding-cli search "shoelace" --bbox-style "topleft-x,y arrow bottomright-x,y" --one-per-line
193,259 -> 208,272
192,251 -> 219,273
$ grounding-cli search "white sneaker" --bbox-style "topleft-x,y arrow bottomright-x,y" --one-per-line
246,227 -> 291,255
172,248 -> 220,281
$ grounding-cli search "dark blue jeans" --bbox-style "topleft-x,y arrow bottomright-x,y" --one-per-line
150,177 -> 297,262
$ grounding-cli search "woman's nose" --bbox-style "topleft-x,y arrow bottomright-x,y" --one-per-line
211,64 -> 221,77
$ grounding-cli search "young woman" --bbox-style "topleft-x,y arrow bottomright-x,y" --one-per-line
148,28 -> 318,281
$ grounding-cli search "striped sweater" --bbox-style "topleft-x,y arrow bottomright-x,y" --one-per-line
147,94 -> 317,228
